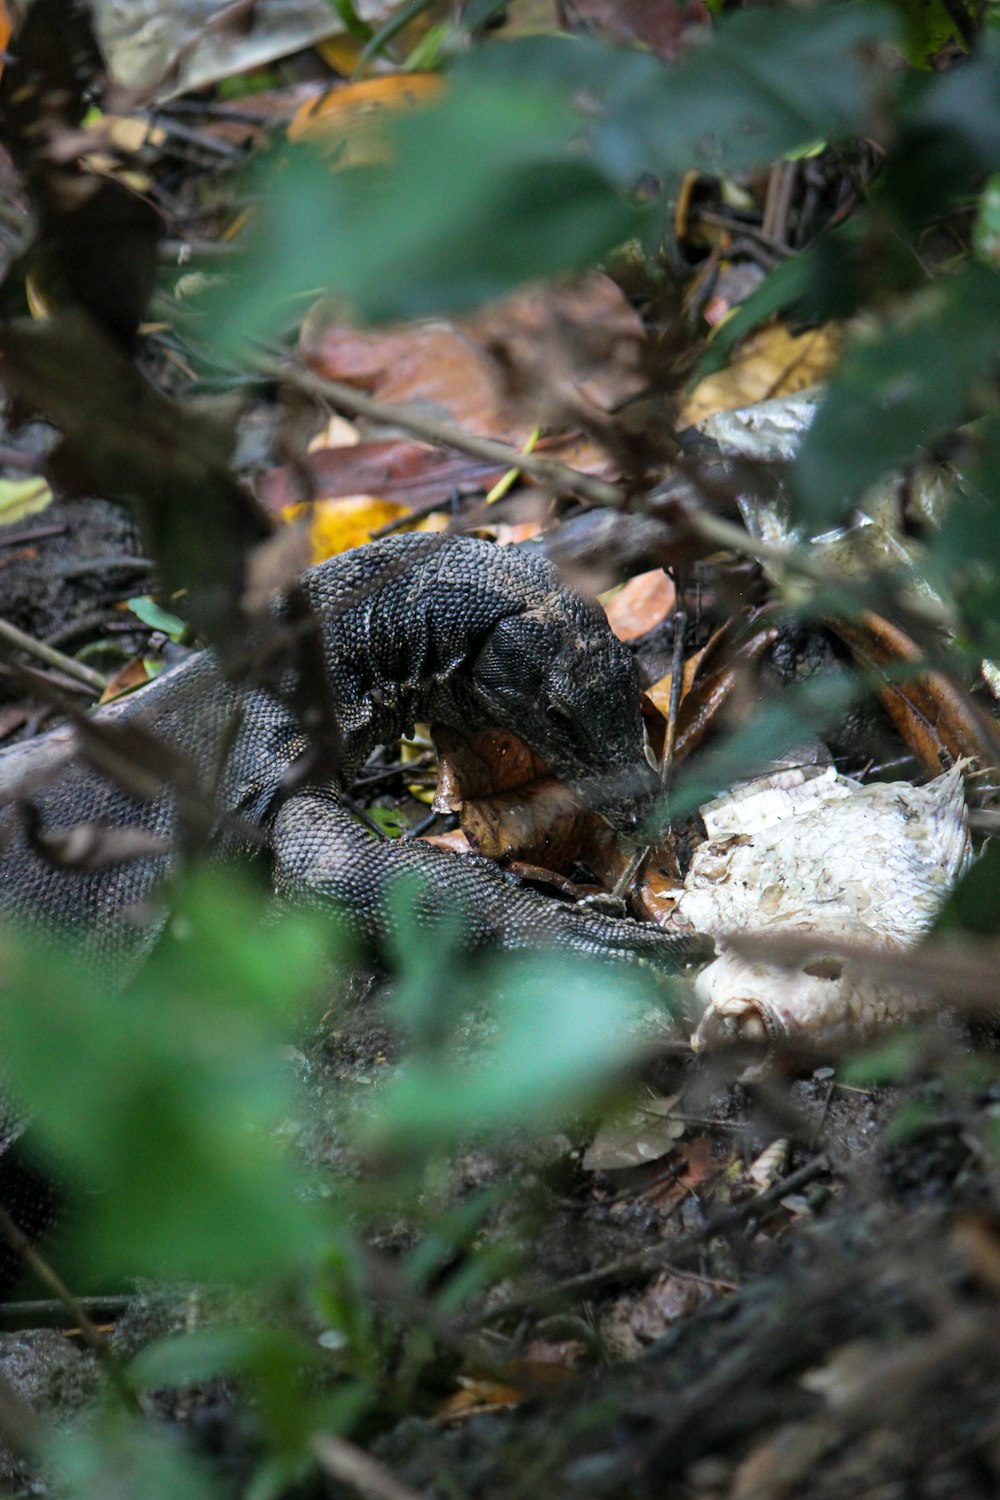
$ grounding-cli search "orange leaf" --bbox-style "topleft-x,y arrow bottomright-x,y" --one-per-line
602,568 -> 675,642
829,612 -> 1000,775
288,74 -> 444,166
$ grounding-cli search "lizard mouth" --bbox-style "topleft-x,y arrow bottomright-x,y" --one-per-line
573,763 -> 661,838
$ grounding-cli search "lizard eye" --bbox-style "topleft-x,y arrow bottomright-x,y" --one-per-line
544,699 -> 574,728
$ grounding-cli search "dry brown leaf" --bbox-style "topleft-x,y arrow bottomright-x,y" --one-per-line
951,1215 -> 1000,1293
436,1377 -> 524,1423
431,723 -> 680,907
643,644 -> 706,720
420,828 -> 474,855
517,1339 -> 586,1372
830,612 -> 1000,774
563,0 -> 707,59
300,274 -> 643,475
583,1092 -> 685,1171
283,496 -> 419,563
601,568 -> 675,642
679,322 -> 841,429
97,655 -> 155,705
255,440 -> 505,516
644,616 -> 780,764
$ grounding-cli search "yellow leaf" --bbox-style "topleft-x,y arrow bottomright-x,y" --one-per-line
285,495 -> 412,562
287,74 -> 444,169
0,476 -> 54,523
314,34 -> 365,74
679,322 -> 841,429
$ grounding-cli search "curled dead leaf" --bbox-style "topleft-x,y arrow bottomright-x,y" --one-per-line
829,612 -> 1000,775
679,322 -> 841,429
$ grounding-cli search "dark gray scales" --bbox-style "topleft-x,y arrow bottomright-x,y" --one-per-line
0,534 -> 685,969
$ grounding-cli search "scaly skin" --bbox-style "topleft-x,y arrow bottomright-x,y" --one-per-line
0,534 -> 686,969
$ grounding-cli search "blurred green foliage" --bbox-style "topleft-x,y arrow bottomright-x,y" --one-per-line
11,0 -> 1000,1493
0,867 -> 672,1495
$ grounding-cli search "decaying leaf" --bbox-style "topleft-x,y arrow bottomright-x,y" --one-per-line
0,476 -> 53,523
829,612 -> 1000,776
583,1091 -> 685,1171
436,1376 -> 524,1422
288,74 -> 445,166
300,273 -> 645,482
679,322 -> 841,429
91,0 -> 397,97
430,722 -> 680,908
97,655 -> 157,706
643,615 -> 781,765
256,440 -> 505,518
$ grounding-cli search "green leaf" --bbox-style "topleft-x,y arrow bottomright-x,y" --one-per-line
792,262 -> 1000,526
472,5 -> 900,183
0,874 -> 335,1283
696,252 -> 819,378
887,0 -> 975,66
126,595 -> 188,640
840,1031 -> 925,1085
48,1415 -> 219,1500
623,2 -> 901,179
934,840 -> 1000,937
130,1324 -> 313,1390
207,80 -> 638,351
329,0 -> 373,42
974,173 -> 1000,263
368,805 -> 413,837
365,951 -> 664,1152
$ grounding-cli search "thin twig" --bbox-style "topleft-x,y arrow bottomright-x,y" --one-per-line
254,355 -> 623,508
0,616 -> 107,694
0,444 -> 41,471
614,572 -> 686,901
261,352 -> 958,642
0,1294 -> 132,1332
472,1155 -> 829,1326
312,1433 -> 430,1500
0,522 -> 66,547
0,1201 -> 140,1413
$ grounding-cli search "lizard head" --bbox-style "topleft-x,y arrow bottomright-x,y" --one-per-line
468,597 -> 660,836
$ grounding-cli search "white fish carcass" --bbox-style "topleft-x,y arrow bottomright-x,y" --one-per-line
671,764 -> 972,1049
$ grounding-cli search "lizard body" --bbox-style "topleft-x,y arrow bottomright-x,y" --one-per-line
0,534 -> 683,968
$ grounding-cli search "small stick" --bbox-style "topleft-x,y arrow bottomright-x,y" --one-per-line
661,575 -> 688,798
0,522 -> 66,547
312,1433 -> 429,1500
472,1155 -> 829,1325
261,352 -> 956,642
255,355 -> 623,508
0,616 -> 107,694
613,570 -> 686,901
0,1201 -> 140,1413
0,1294 -> 131,1331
